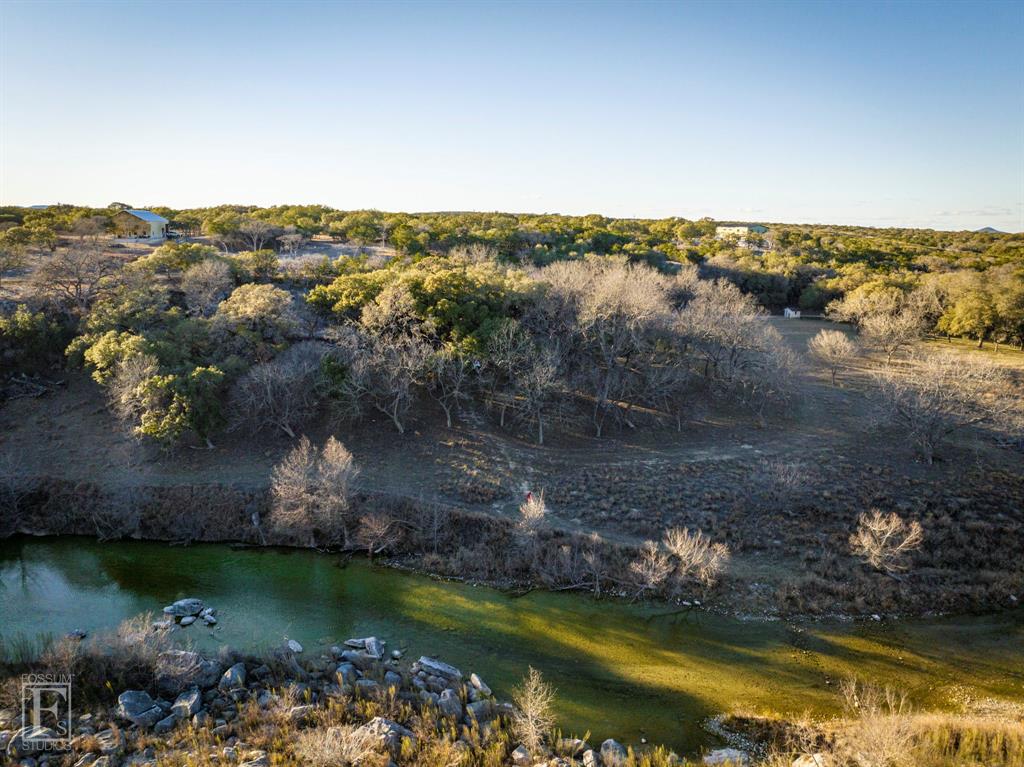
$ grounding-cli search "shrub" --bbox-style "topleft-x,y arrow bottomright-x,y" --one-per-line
849,510 -> 923,573
511,667 -> 556,757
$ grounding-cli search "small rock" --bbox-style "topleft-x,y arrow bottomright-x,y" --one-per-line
171,688 -> 202,719
601,738 -> 628,767
583,750 -> 600,767
469,673 -> 491,696
153,714 -> 177,735
287,639 -> 303,653
383,671 -> 402,689
417,656 -> 462,681
437,689 -> 462,718
116,691 -> 163,728
219,663 -> 246,691
179,616 -> 196,627
162,598 -> 204,617
362,636 -> 384,658
65,629 -> 87,640
6,727 -> 60,758
704,748 -> 749,766
356,717 -> 416,756
288,705 -> 315,724
510,744 -> 531,766
465,699 -> 494,723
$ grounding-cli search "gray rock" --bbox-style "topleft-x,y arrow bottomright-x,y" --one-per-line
356,717 -> 416,755
288,705 -> 315,724
335,663 -> 358,685
219,663 -> 246,691
286,639 -> 303,653
162,598 -> 204,617
95,728 -> 123,756
510,744 -> 531,766
116,691 -> 164,728
383,671 -> 402,689
437,689 -> 462,718
153,714 -> 177,735
364,636 -> 384,658
465,699 -> 494,722
6,726 -> 59,758
704,749 -> 749,766
583,750 -> 600,767
155,650 -> 222,695
469,673 -> 491,696
354,679 -> 380,697
202,615 -> 217,626
601,738 -> 628,766
239,756 -> 269,767
341,650 -> 378,671
179,616 -> 196,627
559,737 -> 589,756
171,688 -> 202,719
417,656 -> 462,681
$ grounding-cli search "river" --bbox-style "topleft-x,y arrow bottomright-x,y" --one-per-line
1,537 -> 1021,754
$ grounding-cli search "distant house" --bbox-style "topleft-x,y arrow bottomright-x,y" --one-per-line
112,209 -> 169,241
716,223 -> 768,239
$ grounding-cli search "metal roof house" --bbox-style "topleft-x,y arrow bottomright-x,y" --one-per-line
715,223 -> 768,238
112,209 -> 169,241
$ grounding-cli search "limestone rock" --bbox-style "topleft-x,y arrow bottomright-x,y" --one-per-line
417,656 -> 462,681
219,662 -> 246,691
162,598 -> 204,617
601,738 -> 628,766
704,749 -> 749,766
171,688 -> 202,719
116,690 -> 163,728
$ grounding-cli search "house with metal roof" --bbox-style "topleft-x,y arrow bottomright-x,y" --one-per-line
112,209 -> 169,241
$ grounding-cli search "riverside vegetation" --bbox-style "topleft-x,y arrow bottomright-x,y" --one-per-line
1,205 -> 1023,765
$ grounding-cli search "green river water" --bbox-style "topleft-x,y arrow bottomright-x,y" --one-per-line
1,537 -> 1021,754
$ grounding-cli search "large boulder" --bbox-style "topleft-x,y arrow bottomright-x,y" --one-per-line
155,650 -> 222,695
116,691 -> 164,728
162,598 -> 204,618
601,738 -> 628,766
417,656 -> 462,682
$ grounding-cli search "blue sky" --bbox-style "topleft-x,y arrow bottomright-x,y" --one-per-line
1,1 -> 1022,231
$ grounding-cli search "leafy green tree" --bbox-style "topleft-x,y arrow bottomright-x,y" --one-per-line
937,290 -> 998,347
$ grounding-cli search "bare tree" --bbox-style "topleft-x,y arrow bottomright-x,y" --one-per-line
516,348 -> 560,444
861,310 -> 925,364
278,232 -> 306,257
425,348 -> 472,427
356,513 -> 400,559
662,527 -> 731,587
629,540 -> 673,599
874,351 -> 1015,463
511,667 -> 556,757
108,353 -> 160,428
270,436 -> 360,546
849,509 -> 923,573
807,329 -> 859,385
357,334 -> 425,433
229,342 -> 324,437
238,218 -> 277,251
181,259 -> 233,317
31,237 -> 116,314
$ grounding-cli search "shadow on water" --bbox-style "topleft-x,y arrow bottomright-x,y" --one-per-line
2,536 -> 1023,754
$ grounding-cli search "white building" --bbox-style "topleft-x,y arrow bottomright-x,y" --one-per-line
716,223 -> 768,239
112,209 -> 169,241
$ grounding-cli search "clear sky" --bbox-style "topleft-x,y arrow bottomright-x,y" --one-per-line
1,0 -> 1022,231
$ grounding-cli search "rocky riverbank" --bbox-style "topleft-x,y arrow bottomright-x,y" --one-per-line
0,626 -> 760,767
